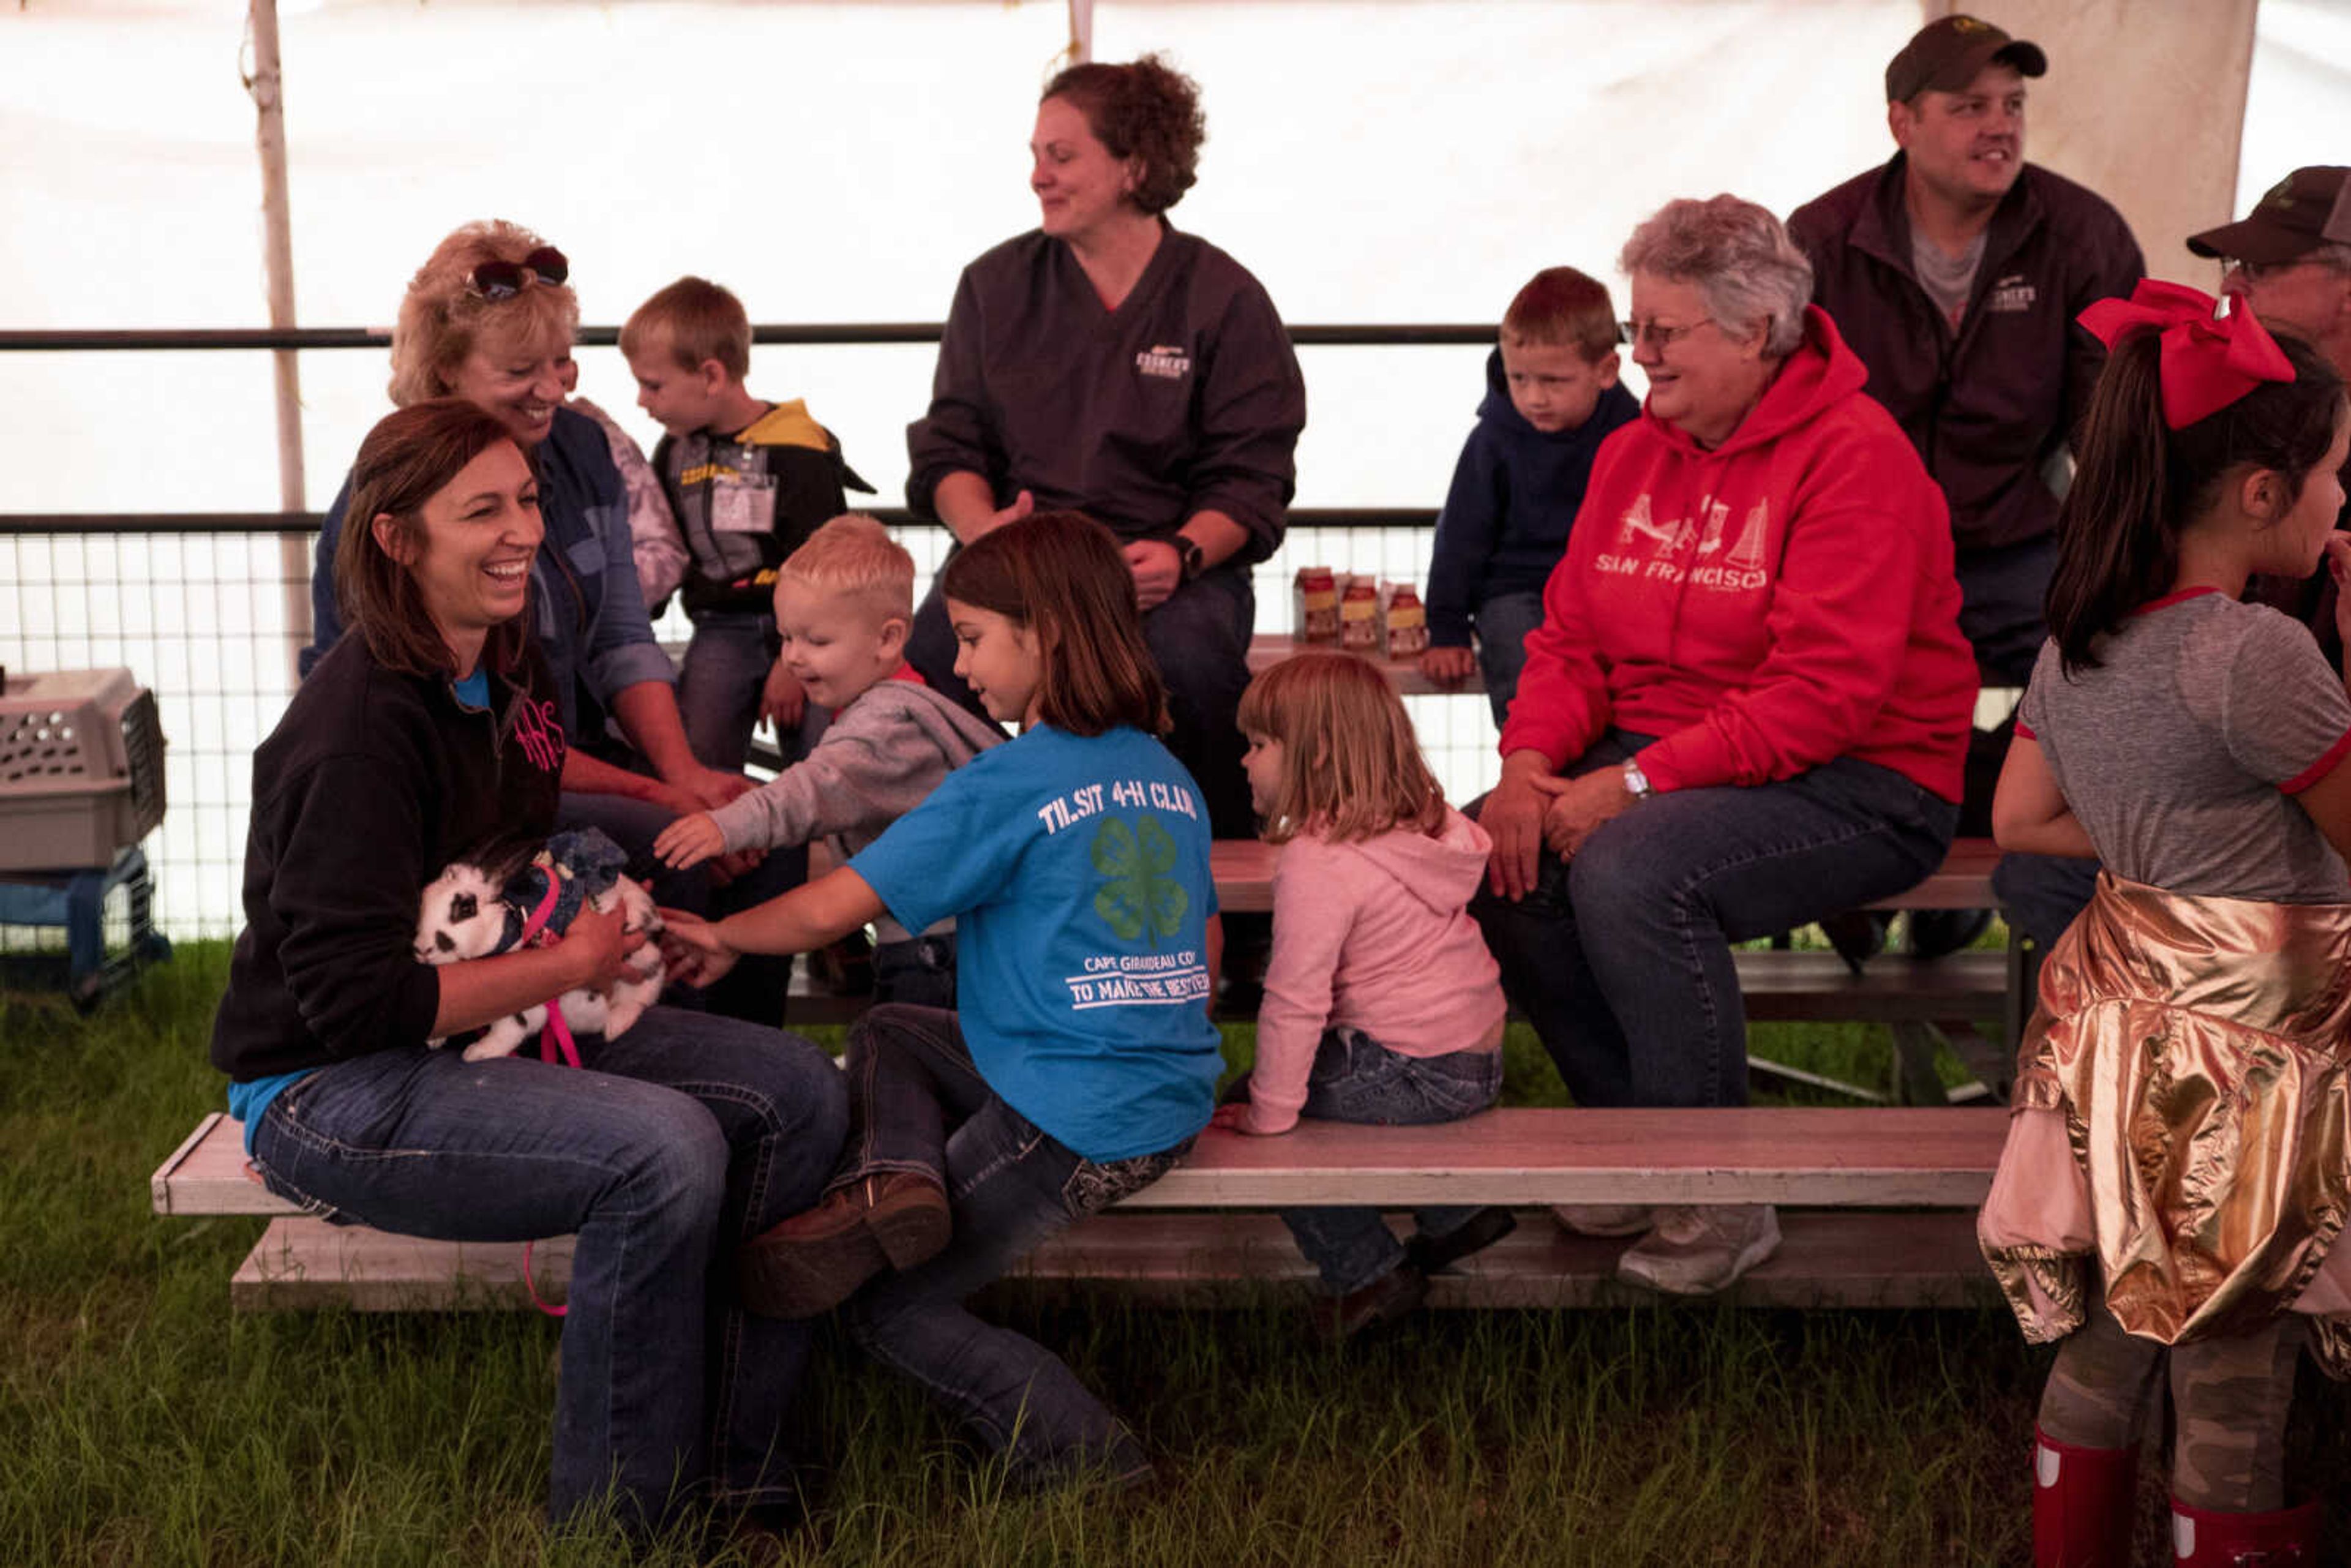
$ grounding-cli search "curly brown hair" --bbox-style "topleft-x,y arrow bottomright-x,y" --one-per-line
1041,53 -> 1205,216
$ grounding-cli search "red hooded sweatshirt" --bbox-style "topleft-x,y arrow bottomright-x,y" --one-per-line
1499,306 -> 1974,801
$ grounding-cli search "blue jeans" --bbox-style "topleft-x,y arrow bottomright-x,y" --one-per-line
909,559 -> 1258,839
833,1005 -> 1188,1483
246,1008 -> 848,1536
557,789 -> 804,1027
676,610 -> 829,775
1954,533 -> 2057,688
1471,730 -> 1956,1109
1940,541 -> 2102,951
1472,590 -> 1546,731
1267,1028 -> 1504,1294
872,932 -> 959,1011
1992,850 -> 2101,949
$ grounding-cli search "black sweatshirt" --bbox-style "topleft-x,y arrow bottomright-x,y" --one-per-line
211,637 -> 566,1080
905,225 -> 1307,563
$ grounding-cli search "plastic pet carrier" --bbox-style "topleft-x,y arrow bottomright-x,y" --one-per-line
1,667 -> 167,872
0,668 -> 172,1008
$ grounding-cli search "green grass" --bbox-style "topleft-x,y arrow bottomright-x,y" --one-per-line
4,945 -> 2342,1566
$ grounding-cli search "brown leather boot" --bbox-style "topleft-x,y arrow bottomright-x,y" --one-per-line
1311,1263 -> 1429,1340
738,1171 -> 950,1320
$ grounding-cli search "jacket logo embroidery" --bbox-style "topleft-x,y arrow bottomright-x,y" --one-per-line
1985,274 -> 2036,313
1134,345 -> 1191,380
512,697 -> 567,775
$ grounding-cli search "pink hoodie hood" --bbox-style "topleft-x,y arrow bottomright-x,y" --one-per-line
1244,806 -> 1508,1134
1334,805 -> 1495,920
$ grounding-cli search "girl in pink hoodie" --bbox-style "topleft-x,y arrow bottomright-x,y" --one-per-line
1212,651 -> 1513,1334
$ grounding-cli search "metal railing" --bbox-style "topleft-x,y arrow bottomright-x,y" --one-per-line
0,322 -> 1498,353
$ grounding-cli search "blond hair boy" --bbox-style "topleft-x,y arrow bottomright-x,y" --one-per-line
621,277 -> 874,773
653,516 -> 1005,1007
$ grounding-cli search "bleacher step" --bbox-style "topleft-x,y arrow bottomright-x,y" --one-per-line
228,1209 -> 1998,1313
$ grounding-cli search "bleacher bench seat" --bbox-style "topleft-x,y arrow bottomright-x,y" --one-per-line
154,1106 -> 2006,1313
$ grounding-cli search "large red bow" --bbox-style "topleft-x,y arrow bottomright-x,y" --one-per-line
2078,279 -> 2296,430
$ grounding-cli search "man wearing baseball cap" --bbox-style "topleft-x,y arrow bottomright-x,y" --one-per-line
1787,15 -> 2142,963
2191,167 -> 2351,674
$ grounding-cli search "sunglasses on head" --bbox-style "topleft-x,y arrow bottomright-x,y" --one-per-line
468,246 -> 569,301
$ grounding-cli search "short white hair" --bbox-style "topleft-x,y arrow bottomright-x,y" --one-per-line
1620,195 -> 1815,359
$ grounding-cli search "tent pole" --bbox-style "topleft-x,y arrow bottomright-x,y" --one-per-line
246,0 -> 310,682
1067,0 -> 1092,63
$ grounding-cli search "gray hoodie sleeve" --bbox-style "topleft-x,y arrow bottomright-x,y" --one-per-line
705,687 -> 1000,855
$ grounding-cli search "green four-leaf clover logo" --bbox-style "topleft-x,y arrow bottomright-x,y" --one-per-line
1090,814 -> 1188,947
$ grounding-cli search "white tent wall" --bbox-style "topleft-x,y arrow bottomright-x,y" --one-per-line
1,0 -> 2345,937
2,0 -> 2322,520
4,0 -> 1946,523
2238,1 -> 2351,224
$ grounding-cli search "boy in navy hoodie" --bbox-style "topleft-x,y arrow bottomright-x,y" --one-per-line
1422,268 -> 1639,727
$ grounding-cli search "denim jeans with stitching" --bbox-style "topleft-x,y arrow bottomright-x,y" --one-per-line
555,789 -> 804,1027
675,610 -> 830,775
1471,729 -> 1956,1109
1472,589 -> 1547,731
1269,1027 -> 1504,1294
871,931 -> 959,1011
247,1008 -> 847,1536
831,1004 -> 1189,1484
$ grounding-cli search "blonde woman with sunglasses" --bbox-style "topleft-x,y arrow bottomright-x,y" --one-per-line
301,219 -> 802,1025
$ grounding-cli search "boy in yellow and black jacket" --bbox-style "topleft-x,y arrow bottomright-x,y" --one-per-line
623,276 -> 872,772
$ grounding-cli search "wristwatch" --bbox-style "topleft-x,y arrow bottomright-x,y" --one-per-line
1621,759 -> 1654,801
1175,535 -> 1207,583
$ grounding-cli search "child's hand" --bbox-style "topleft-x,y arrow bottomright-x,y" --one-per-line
560,898 -> 635,994
658,909 -> 740,988
1209,1102 -> 1289,1137
653,812 -> 728,871
1420,645 -> 1477,684
762,661 -> 806,731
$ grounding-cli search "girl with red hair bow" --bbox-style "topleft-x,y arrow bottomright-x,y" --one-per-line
1979,281 -> 2351,1567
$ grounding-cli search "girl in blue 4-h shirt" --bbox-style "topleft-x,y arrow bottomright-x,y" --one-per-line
664,509 -> 1223,1488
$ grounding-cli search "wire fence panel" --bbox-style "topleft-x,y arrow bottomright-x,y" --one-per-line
5,521 -> 1505,940
2,531 -> 307,940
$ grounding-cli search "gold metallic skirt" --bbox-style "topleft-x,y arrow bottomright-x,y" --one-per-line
1978,872 -> 2351,1375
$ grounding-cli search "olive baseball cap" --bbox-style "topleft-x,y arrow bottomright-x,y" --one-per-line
2186,167 -> 2351,266
1886,14 -> 2047,103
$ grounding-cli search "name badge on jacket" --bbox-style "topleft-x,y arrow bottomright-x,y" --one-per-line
713,475 -> 778,535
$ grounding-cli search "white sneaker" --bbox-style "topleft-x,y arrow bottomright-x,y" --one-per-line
1614,1205 -> 1782,1295
1550,1204 -> 1655,1237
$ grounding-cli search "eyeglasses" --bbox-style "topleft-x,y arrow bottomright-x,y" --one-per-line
1619,317 -> 1716,351
2225,254 -> 2351,284
467,246 -> 569,301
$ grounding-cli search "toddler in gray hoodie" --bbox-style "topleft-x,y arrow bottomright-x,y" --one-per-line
654,514 -> 1004,1007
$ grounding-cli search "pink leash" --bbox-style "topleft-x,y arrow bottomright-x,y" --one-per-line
514,857 -> 580,1316
512,865 -> 582,1072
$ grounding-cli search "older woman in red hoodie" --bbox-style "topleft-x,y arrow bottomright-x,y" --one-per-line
1473,195 -> 1978,1294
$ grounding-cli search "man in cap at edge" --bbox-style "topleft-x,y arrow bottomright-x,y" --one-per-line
2191,167 -> 2351,675
1787,14 -> 2143,959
